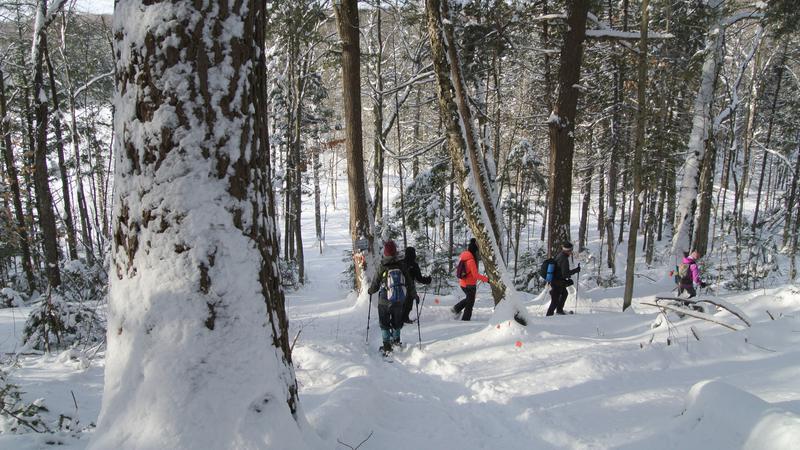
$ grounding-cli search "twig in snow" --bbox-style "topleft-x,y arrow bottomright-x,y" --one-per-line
766,310 -> 775,320
337,431 -> 374,450
290,329 -> 302,353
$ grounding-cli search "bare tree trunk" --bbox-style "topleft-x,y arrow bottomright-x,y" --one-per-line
784,136 -> 800,246
578,165 -> 591,252
0,69 -> 36,291
623,0 -> 648,311
751,47 -> 785,233
334,0 -> 376,292
94,0 -> 302,445
693,136 -> 717,255
44,40 -> 78,261
31,2 -> 62,288
313,144 -> 323,253
371,8 -> 385,224
547,0 -> 590,256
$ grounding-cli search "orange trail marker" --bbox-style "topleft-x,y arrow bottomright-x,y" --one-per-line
496,324 -> 501,329
515,341 -> 523,347
434,298 -> 440,304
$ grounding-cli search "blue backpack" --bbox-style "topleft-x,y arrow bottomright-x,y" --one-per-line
383,268 -> 407,303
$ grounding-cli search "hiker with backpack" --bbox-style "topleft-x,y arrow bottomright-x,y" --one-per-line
451,239 -> 488,321
368,240 -> 412,355
402,247 -> 432,324
544,242 -> 581,316
677,250 -> 707,298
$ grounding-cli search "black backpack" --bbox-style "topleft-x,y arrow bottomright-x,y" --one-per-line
456,260 -> 468,279
539,258 -> 559,281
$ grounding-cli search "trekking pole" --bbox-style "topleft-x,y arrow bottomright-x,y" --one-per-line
416,288 -> 427,350
366,293 -> 372,344
575,266 -> 580,313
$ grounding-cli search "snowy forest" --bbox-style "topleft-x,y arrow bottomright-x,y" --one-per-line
0,0 -> 799,448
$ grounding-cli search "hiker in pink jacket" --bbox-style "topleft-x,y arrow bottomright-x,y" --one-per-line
678,250 -> 707,298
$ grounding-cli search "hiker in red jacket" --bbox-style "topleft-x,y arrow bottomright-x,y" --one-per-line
451,239 -> 488,321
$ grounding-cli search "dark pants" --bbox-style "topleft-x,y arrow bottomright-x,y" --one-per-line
402,295 -> 417,322
547,284 -> 568,316
378,302 -> 404,331
453,285 -> 477,321
678,284 -> 696,299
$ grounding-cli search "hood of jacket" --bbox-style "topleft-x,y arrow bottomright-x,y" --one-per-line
404,247 -> 417,263
459,250 -> 475,262
682,256 -> 696,265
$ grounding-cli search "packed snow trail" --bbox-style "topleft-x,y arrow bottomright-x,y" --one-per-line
283,197 -> 800,449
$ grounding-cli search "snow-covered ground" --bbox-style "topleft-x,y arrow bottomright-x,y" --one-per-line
1,173 -> 799,449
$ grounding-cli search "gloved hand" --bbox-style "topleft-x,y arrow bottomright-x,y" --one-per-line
573,265 -> 581,274
700,281 -> 708,288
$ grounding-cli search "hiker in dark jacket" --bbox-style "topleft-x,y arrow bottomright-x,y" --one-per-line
402,247 -> 432,324
368,240 -> 411,353
546,242 -> 580,316
451,239 -> 488,321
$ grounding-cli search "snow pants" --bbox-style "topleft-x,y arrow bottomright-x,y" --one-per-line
547,284 -> 569,316
453,285 -> 477,321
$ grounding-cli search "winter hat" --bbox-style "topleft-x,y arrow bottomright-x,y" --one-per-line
562,242 -> 574,250
383,240 -> 397,257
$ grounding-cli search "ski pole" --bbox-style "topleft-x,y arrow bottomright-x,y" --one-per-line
575,265 -> 580,313
366,293 -> 372,344
416,288 -> 427,350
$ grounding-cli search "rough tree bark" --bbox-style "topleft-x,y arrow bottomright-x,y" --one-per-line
547,0 -> 590,256
31,0 -> 64,288
0,69 -> 36,291
92,0 -> 305,447
334,0 -> 376,292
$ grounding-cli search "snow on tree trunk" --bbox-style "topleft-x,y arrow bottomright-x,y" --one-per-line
425,0 -> 527,325
92,1 -> 309,448
672,0 -> 724,257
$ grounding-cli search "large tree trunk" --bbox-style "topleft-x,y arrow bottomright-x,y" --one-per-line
0,69 -> 36,292
334,0 -> 376,292
92,1 -> 305,447
672,0 -> 724,256
547,0 -> 590,257
622,0 -> 648,311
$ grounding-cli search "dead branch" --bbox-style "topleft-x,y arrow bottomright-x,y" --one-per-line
337,431 -> 374,450
641,302 -> 741,331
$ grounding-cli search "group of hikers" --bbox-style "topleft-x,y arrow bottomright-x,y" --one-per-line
368,237 -> 706,355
